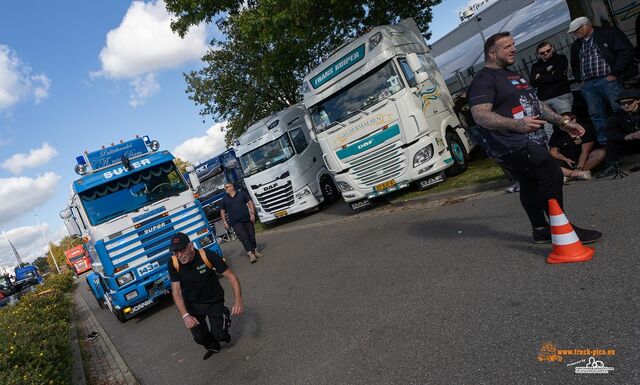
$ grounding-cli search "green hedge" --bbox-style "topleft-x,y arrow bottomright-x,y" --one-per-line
0,273 -> 74,385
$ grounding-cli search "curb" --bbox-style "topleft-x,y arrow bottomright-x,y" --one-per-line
70,302 -> 88,385
389,178 -> 510,207
73,288 -> 139,385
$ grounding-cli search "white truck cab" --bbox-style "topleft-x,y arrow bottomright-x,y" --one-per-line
234,104 -> 339,223
302,18 -> 473,211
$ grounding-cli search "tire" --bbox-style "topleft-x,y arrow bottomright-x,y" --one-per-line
114,309 -> 127,323
320,176 -> 339,203
445,132 -> 468,177
96,296 -> 106,309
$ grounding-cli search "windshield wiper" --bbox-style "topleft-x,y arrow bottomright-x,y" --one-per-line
347,108 -> 370,117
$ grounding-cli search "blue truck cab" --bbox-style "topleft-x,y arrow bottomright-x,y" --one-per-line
61,136 -> 222,322
185,149 -> 244,224
14,265 -> 44,285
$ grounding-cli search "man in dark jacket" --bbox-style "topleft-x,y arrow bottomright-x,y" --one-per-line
530,42 -> 573,115
596,89 -> 640,178
569,17 -> 634,146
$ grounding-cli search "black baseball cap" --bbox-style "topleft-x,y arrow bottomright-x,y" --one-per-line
615,89 -> 640,103
169,232 -> 190,252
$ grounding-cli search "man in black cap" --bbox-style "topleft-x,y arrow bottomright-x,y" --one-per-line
597,89 -> 640,178
167,232 -> 244,360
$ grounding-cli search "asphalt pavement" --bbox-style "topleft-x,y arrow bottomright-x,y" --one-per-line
77,173 -> 640,385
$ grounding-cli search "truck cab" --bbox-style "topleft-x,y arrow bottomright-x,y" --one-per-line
186,149 -> 244,223
64,244 -> 93,276
302,18 -> 473,211
61,135 -> 222,322
234,104 -> 339,224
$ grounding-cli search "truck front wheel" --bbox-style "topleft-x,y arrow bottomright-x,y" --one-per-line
320,176 -> 339,203
445,132 -> 468,177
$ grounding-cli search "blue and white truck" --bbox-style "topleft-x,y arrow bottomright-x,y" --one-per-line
60,136 -> 222,322
185,149 -> 244,224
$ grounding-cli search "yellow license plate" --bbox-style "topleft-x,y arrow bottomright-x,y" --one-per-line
375,179 -> 396,192
274,210 -> 288,218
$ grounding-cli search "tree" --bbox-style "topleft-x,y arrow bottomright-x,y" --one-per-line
45,235 -> 81,273
32,256 -> 50,274
168,0 -> 442,143
174,157 -> 193,175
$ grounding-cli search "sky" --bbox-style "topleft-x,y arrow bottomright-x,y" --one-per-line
0,0 -> 471,271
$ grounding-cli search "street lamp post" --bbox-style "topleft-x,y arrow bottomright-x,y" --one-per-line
35,215 -> 61,274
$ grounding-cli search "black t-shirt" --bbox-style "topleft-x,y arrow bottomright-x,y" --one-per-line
467,67 -> 547,158
549,121 -> 597,161
221,190 -> 251,225
168,248 -> 228,308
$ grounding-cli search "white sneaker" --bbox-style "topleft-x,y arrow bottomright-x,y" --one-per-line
575,170 -> 592,180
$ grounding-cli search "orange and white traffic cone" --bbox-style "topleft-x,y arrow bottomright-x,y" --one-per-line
547,199 -> 594,264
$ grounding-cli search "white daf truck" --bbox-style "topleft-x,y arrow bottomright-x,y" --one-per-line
302,18 -> 473,211
234,104 -> 339,224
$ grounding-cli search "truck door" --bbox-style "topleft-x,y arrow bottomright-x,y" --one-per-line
398,55 -> 450,133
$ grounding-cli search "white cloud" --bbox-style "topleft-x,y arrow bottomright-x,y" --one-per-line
95,0 -> 208,75
173,122 -> 228,164
0,45 -> 50,110
1,142 -> 59,174
129,73 -> 160,108
0,224 -> 66,269
31,74 -> 51,104
0,172 -> 61,225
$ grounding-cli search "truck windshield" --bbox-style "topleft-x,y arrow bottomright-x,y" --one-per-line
79,161 -> 189,225
309,60 -> 404,134
0,277 -> 11,291
70,256 -> 83,263
199,171 -> 226,198
239,134 -> 294,177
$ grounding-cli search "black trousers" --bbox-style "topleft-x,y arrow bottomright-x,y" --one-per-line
232,221 -> 257,252
188,302 -> 230,350
605,138 -> 640,162
498,143 -> 564,229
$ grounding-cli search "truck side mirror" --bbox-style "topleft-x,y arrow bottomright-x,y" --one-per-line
188,172 -> 201,192
64,218 -> 82,237
406,53 -> 429,84
59,209 -> 72,220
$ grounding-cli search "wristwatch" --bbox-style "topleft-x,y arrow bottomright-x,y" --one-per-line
559,119 -> 570,129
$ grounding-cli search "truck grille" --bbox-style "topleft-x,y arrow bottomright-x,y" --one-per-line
252,181 -> 294,213
347,140 -> 407,187
105,203 -> 207,269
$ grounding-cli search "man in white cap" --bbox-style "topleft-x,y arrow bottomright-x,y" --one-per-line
569,16 -> 634,146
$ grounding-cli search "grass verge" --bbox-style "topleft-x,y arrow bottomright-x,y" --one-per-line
0,272 -> 75,385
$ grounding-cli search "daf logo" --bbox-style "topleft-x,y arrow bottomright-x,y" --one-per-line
264,183 -> 278,191
144,222 -> 166,235
357,139 -> 374,150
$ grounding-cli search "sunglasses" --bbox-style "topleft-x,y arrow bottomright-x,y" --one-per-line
619,99 -> 637,106
538,49 -> 552,55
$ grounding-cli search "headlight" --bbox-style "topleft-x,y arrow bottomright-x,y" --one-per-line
413,144 -> 434,167
295,186 -> 312,199
336,181 -> 354,192
116,272 -> 134,287
200,234 -> 214,247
